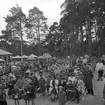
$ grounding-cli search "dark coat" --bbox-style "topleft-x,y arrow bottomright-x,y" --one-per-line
0,89 -> 7,105
39,77 -> 46,93
0,100 -> 7,105
84,70 -> 93,89
98,70 -> 103,77
58,91 -> 66,105
60,80 -> 67,90
23,85 -> 36,100
11,88 -> 20,100
103,85 -> 105,99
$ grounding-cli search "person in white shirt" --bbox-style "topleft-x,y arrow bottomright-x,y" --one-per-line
95,60 -> 104,79
68,74 -> 77,85
96,60 -> 103,71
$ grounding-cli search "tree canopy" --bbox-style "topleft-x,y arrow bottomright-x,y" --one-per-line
0,1 -> 105,57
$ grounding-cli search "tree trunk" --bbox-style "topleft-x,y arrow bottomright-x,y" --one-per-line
20,18 -> 23,62
87,17 -> 92,56
37,18 -> 40,56
86,25 -> 88,55
101,26 -> 105,55
80,25 -> 84,56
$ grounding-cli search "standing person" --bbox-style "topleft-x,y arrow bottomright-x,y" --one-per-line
38,74 -> 46,95
96,60 -> 104,80
103,84 -> 105,105
11,85 -> 20,105
98,69 -> 104,81
8,79 -> 15,97
103,75 -> 105,84
28,83 -> 36,105
0,84 -> 7,105
58,86 -> 66,105
66,80 -> 75,101
86,68 -> 94,96
23,83 -> 36,105
46,75 -> 51,94
59,77 -> 67,91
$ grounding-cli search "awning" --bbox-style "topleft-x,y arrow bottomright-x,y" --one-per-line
27,56 -> 36,60
0,49 -> 12,56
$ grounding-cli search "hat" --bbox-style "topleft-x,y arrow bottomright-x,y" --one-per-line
59,86 -> 63,89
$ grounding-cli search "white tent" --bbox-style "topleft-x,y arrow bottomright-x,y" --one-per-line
11,56 -> 15,59
27,56 -> 36,60
43,53 -> 52,59
38,56 -> 45,59
14,55 -> 21,59
27,54 -> 37,60
29,54 -> 37,58
21,55 -> 28,59
0,58 -> 5,62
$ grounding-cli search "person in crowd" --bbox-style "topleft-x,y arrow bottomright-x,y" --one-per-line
103,84 -> 105,105
29,81 -> 36,105
23,82 -> 36,105
103,74 -> 105,84
46,75 -> 51,94
98,68 -> 104,81
101,58 -> 105,65
38,73 -> 46,95
68,73 -> 77,85
85,67 -> 94,96
58,86 -> 66,105
66,80 -> 75,101
55,76 -> 59,94
96,60 -> 104,80
8,77 -> 16,97
76,75 -> 86,101
11,84 -> 20,105
0,84 -> 7,105
59,76 -> 67,91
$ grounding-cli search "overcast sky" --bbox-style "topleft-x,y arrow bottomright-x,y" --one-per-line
0,0 -> 64,33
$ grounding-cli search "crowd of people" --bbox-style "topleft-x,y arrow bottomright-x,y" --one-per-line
0,55 -> 105,105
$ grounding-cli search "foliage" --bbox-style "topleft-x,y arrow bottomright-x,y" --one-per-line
0,1 -> 105,57
0,4 -> 48,56
25,7 -> 48,44
59,0 -> 105,56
